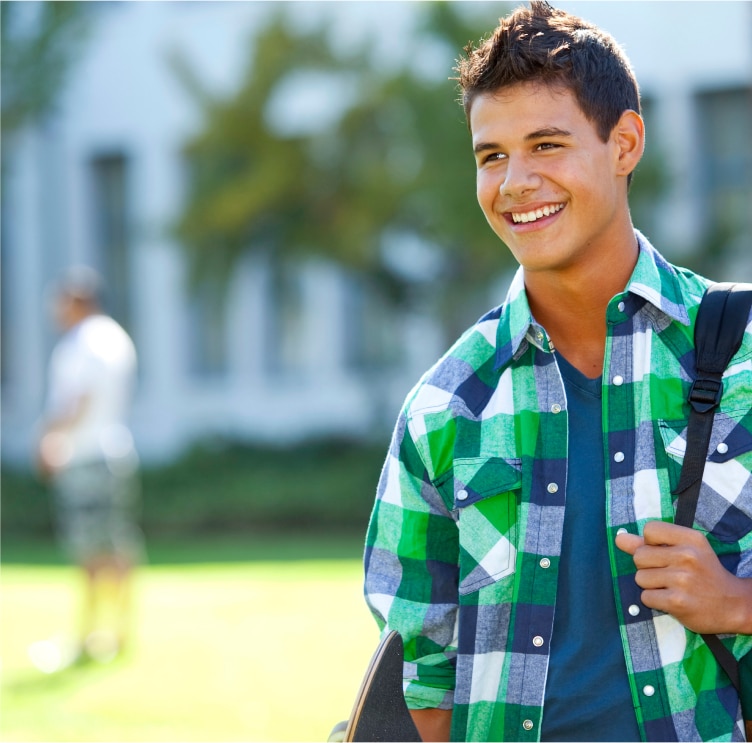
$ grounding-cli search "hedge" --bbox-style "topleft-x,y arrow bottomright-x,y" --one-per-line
1,437 -> 389,538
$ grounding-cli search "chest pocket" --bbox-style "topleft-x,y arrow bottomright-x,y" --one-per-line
659,407 -> 752,542
435,457 -> 521,595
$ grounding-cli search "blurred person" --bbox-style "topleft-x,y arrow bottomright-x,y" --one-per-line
31,265 -> 143,671
363,2 -> 752,741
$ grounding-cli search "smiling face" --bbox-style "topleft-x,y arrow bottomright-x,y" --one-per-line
471,81 -> 643,280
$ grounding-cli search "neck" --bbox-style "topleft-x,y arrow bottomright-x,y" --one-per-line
524,241 -> 638,378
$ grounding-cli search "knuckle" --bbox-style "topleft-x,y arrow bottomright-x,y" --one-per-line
670,597 -> 691,617
677,546 -> 701,570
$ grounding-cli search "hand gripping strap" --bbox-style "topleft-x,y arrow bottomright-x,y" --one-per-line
672,282 -> 752,696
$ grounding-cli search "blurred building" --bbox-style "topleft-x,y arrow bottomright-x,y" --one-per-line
2,1 -> 751,467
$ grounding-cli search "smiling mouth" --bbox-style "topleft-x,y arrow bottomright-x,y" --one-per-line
510,203 -> 565,224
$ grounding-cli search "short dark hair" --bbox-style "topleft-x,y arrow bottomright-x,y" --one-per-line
56,265 -> 105,307
455,1 -> 640,143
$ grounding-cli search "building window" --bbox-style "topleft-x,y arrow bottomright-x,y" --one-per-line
90,152 -> 132,330
695,87 -> 752,249
186,283 -> 228,379
342,274 -> 398,372
264,259 -> 305,377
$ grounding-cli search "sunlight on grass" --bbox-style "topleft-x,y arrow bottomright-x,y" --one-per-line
1,559 -> 379,741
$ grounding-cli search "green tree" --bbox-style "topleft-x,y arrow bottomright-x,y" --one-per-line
173,3 -> 509,333
1,1 -> 92,134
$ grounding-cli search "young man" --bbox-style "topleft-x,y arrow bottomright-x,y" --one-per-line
363,3 -> 752,741
34,266 -> 142,669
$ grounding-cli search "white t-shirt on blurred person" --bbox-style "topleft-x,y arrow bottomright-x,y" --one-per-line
45,315 -> 137,468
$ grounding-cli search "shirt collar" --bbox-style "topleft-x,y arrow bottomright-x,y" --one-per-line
626,231 -> 691,327
494,230 -> 691,372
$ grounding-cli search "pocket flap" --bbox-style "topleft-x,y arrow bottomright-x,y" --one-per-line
660,409 -> 752,466
708,409 -> 752,462
435,456 -> 521,510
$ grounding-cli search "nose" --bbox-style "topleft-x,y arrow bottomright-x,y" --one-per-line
499,155 -> 541,198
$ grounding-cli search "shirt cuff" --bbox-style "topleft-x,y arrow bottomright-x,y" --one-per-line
405,681 -> 454,711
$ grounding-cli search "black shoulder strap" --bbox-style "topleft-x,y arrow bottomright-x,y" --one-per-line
672,281 -> 752,695
673,282 -> 752,522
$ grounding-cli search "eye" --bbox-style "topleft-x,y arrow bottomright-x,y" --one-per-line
536,142 -> 561,151
482,151 -> 507,164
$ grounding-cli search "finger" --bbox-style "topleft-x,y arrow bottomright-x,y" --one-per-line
638,587 -> 671,613
615,532 -> 643,555
631,544 -> 675,570
634,566 -> 674,590
642,520 -> 701,547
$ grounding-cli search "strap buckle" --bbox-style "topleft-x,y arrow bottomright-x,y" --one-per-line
688,376 -> 722,414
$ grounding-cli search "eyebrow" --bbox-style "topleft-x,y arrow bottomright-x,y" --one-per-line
473,127 -> 574,155
527,127 -> 573,139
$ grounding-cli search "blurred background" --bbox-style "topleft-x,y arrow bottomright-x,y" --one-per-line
1,1 -> 751,741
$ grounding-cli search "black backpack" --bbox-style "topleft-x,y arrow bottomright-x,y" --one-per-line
672,281 -> 752,696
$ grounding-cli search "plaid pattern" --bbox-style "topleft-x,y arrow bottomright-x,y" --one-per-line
364,233 -> 752,742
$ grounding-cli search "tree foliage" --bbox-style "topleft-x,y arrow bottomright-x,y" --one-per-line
173,3 -> 510,316
1,1 -> 92,134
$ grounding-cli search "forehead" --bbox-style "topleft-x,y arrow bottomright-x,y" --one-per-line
469,82 -> 595,143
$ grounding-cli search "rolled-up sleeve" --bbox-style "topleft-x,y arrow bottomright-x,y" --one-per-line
364,410 -> 459,710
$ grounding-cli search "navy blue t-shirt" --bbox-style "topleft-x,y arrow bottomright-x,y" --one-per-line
540,353 -> 641,742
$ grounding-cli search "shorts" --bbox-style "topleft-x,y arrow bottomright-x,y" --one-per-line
52,458 -> 145,565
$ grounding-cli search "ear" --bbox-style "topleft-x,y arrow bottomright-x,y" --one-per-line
613,109 -> 645,177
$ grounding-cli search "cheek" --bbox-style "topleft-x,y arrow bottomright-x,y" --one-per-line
476,173 -> 498,211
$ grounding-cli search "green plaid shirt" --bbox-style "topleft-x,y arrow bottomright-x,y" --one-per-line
364,233 -> 752,742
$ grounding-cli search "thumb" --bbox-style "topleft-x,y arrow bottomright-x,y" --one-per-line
615,531 -> 644,556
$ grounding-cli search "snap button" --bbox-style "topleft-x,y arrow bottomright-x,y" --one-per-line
539,558 -> 551,569
457,489 -> 468,501
613,375 -> 624,386
614,451 -> 625,463
617,527 -> 628,535
551,403 -> 562,414
532,636 -> 544,647
643,685 -> 655,697
716,442 -> 729,454
628,604 -> 640,617
617,301 -> 626,312
547,483 -> 559,494
523,720 -> 534,731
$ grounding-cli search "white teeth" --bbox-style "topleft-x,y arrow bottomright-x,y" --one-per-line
512,204 -> 563,223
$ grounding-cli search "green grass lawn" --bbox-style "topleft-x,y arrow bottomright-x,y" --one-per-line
1,538 -> 380,742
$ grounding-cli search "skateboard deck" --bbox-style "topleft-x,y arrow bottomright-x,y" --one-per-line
344,630 -> 422,742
